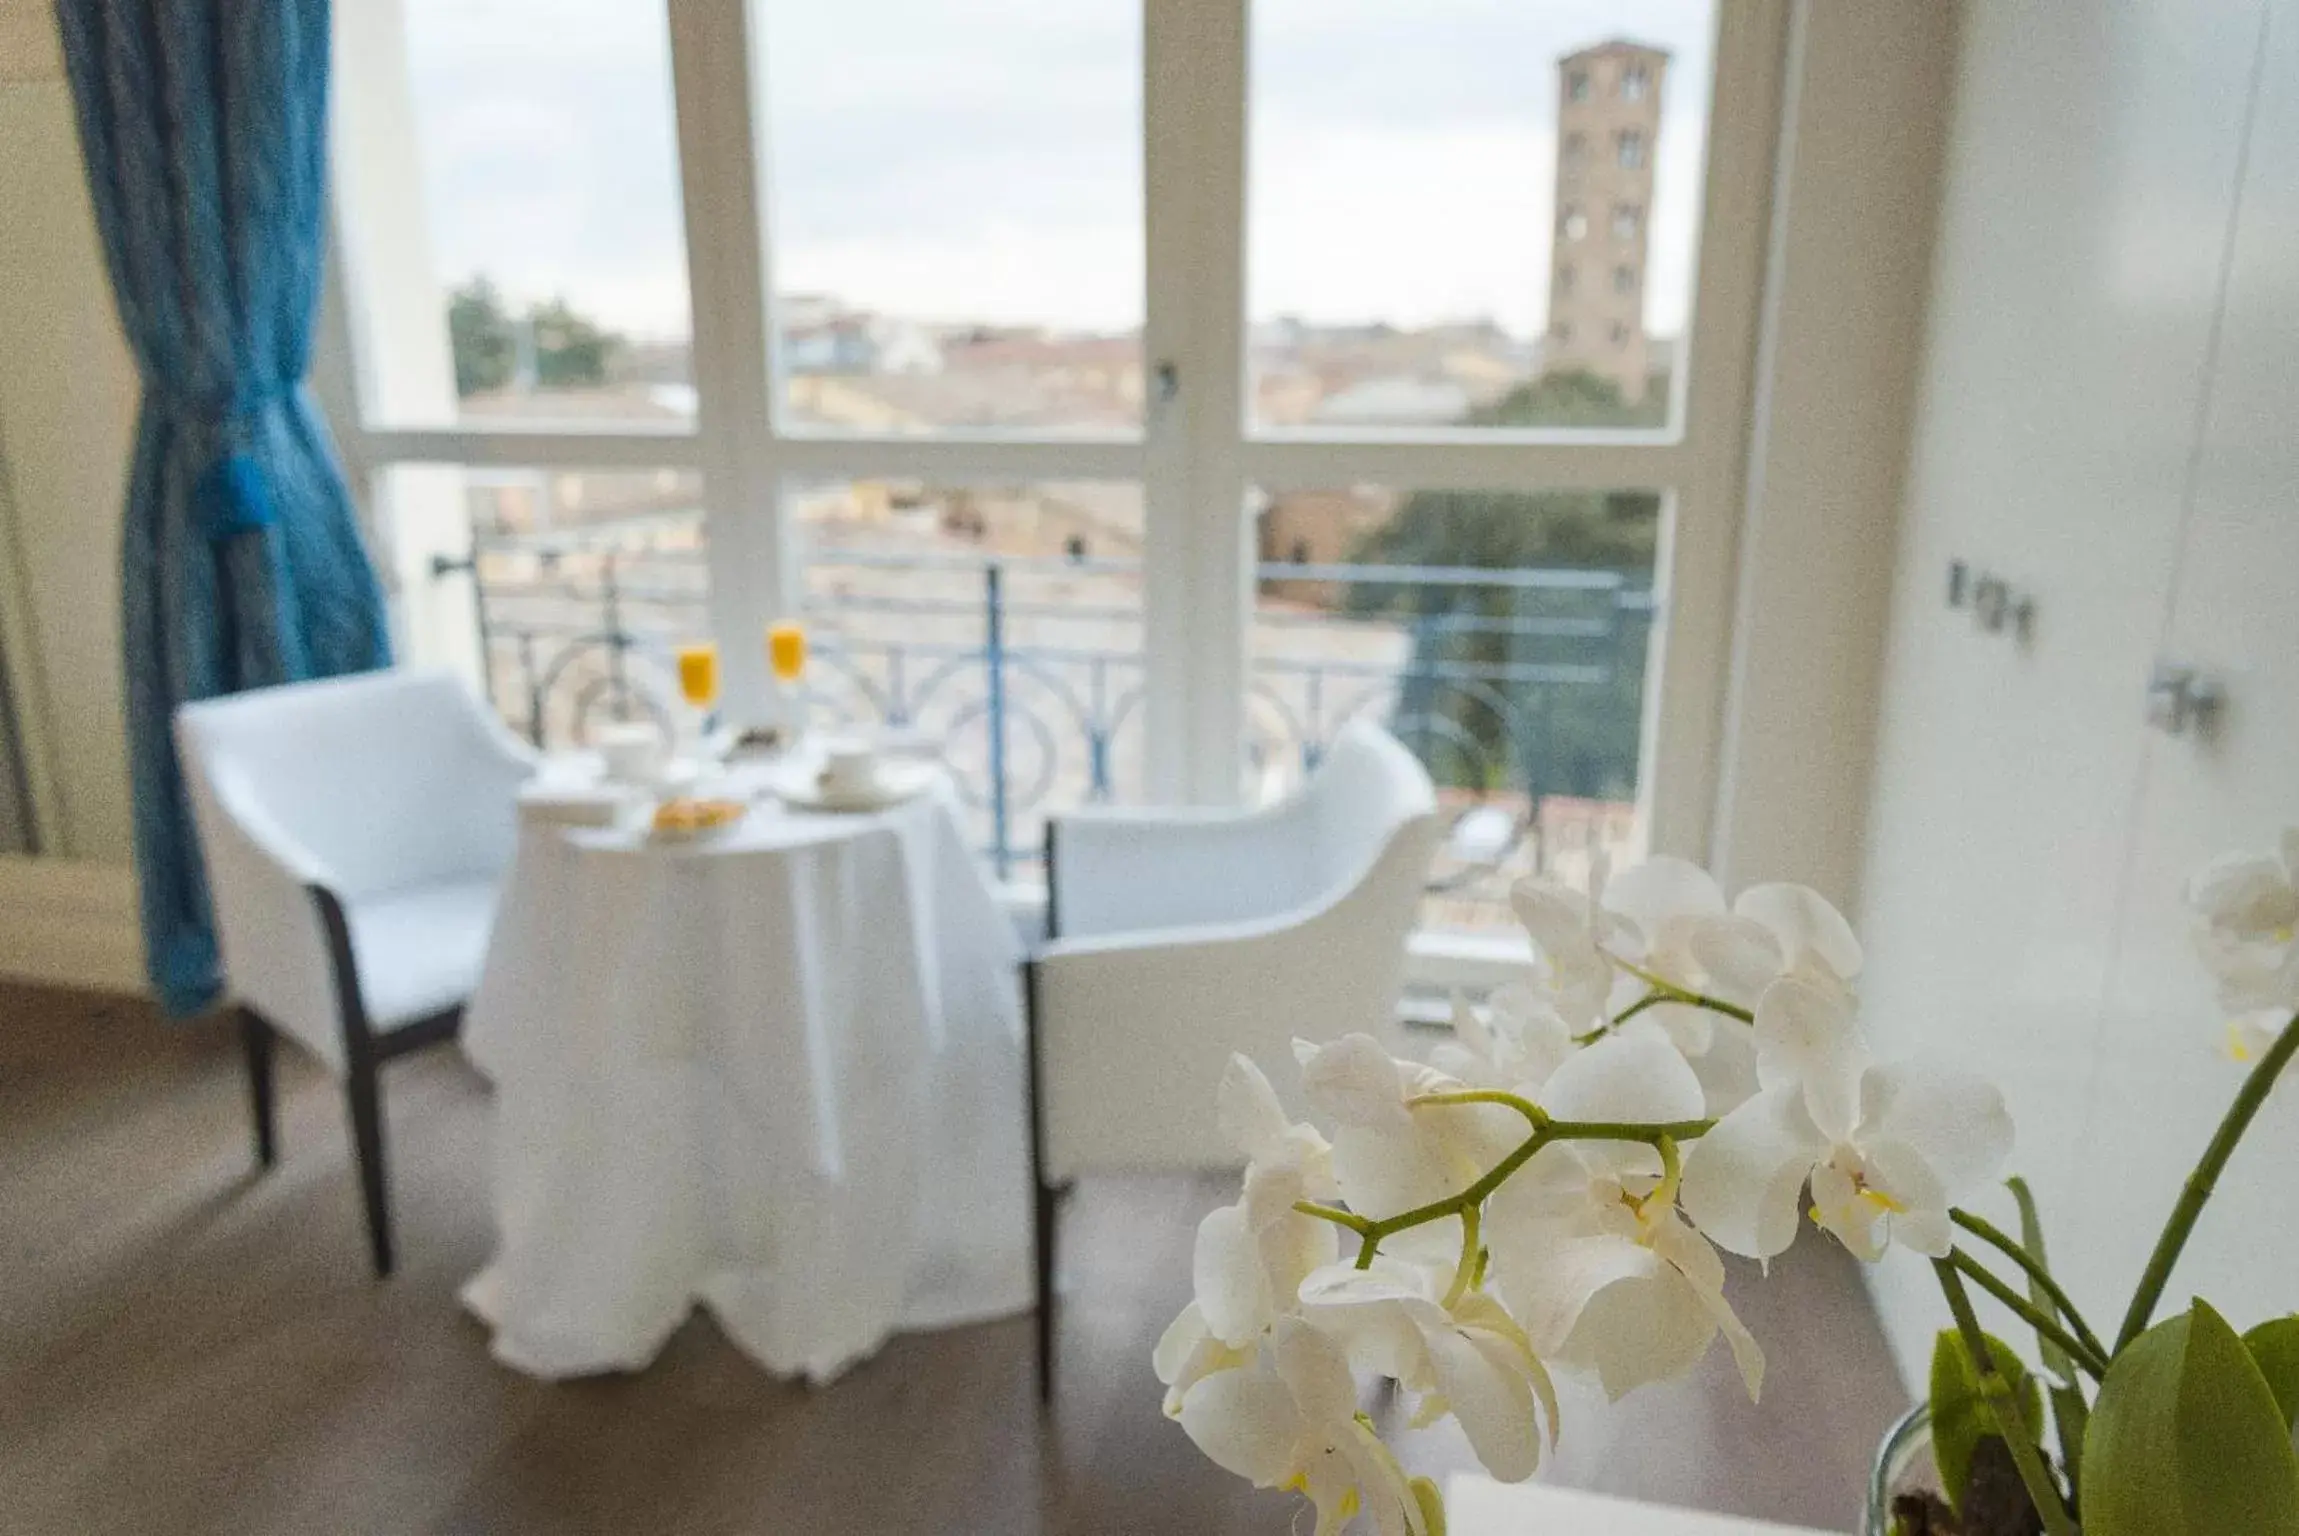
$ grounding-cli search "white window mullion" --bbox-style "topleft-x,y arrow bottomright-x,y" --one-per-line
325,0 -> 481,685
667,0 -> 789,726
1144,0 -> 1251,805
1643,0 -> 1789,863
357,426 -> 703,473
1243,436 -> 1689,495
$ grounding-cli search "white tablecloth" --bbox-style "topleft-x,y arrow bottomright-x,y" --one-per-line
460,779 -> 1032,1381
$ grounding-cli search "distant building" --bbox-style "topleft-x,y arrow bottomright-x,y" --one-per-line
1547,38 -> 1667,402
1311,376 -> 1472,427
1255,486 -> 1399,608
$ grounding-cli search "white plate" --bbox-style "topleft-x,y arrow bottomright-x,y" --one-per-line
768,759 -> 939,814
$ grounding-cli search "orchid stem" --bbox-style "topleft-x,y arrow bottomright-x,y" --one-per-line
1443,1202 -> 1482,1309
1934,1258 -> 2078,1536
1947,1248 -> 2108,1381
1293,1199 -> 1372,1235
2115,1007 -> 2299,1352
1949,1208 -> 2108,1366
1407,1089 -> 1546,1126
1607,957 -> 1756,1024
1294,1107 -> 1716,1268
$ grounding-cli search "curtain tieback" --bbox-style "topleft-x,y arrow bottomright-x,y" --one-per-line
162,381 -> 295,545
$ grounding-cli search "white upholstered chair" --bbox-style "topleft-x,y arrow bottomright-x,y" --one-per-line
1025,718 -> 1443,1397
176,668 -> 535,1276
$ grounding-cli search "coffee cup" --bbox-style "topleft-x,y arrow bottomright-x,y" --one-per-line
597,722 -> 665,785
817,737 -> 883,799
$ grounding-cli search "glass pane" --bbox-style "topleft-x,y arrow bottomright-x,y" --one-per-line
1249,1 -> 1715,430
1250,484 -> 1662,933
800,481 -> 1146,876
763,0 -> 1144,434
450,466 -> 709,745
395,0 -> 693,426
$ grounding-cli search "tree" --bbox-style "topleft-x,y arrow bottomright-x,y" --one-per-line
448,277 -> 515,397
1470,366 -> 1669,431
528,297 -> 621,390
1338,369 -> 1663,803
446,278 -> 625,398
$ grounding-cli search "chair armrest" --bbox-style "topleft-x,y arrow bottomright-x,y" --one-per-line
1049,800 -> 1316,939
187,761 -> 352,1070
472,707 -> 544,783
205,762 -> 340,890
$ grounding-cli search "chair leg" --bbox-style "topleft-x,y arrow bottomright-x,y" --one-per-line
238,1007 -> 277,1169
345,1055 -> 395,1279
1035,1178 -> 1060,1406
310,882 -> 397,1280
1023,954 -> 1061,1406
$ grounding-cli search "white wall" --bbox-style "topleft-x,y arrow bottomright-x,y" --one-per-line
0,0 -> 137,866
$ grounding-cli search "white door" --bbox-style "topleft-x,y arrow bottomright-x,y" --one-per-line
2067,0 -> 2299,1337
1854,0 -> 2267,1352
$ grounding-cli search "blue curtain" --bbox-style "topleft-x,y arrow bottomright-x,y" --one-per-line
57,0 -> 391,1016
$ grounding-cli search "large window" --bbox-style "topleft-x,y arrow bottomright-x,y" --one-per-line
325,0 -> 1785,941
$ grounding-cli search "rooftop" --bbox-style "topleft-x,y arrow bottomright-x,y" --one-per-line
1558,37 -> 1673,65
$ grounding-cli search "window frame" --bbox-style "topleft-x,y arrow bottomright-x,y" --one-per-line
321,0 -> 1789,877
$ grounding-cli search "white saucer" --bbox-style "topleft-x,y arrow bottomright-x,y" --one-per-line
768,759 -> 939,814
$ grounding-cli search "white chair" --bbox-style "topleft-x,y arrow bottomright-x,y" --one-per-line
176,668 -> 535,1276
1025,718 -> 1443,1398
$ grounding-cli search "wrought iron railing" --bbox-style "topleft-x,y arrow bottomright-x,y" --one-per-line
439,517 -> 1655,928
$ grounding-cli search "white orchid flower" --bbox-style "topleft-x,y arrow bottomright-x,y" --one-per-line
1192,1055 -> 1342,1348
1172,1316 -> 1430,1536
1429,985 -> 1574,1097
1634,872 -> 1861,1035
1154,1301 -> 1256,1417
1509,855 -> 1630,1033
1483,1032 -> 1764,1402
1691,882 -> 1865,997
2187,831 -> 2299,1016
1299,1254 -> 1558,1484
1509,857 -> 1862,1064
1599,856 -> 1743,1054
1294,1034 -> 1519,1222
1679,977 -> 2013,1263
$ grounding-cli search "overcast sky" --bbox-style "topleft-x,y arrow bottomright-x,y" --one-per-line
403,0 -> 1715,344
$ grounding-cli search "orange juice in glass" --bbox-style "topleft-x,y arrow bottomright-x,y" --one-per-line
767,621 -> 807,742
675,641 -> 720,709
674,641 -> 720,755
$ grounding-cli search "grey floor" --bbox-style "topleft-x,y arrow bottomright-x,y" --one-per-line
0,981 -> 1910,1534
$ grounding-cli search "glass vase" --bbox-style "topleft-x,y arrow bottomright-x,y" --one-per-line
1865,1404 -> 1937,1536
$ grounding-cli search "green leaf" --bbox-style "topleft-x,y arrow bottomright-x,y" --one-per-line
1930,1327 -> 2044,1514
2048,1382 -> 2088,1494
2244,1316 -> 2299,1433
2081,1300 -> 2299,1536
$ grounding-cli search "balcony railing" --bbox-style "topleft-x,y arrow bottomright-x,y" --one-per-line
439,514 -> 1655,930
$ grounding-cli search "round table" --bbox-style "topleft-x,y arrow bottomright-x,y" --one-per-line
460,776 -> 1032,1381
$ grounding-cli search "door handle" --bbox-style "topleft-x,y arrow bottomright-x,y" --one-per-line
2146,661 -> 2224,737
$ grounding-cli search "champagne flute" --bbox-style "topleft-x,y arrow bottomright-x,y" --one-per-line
767,621 -> 807,747
674,640 -> 720,761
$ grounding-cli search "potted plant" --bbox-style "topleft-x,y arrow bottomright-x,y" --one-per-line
1152,833 -> 2299,1535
